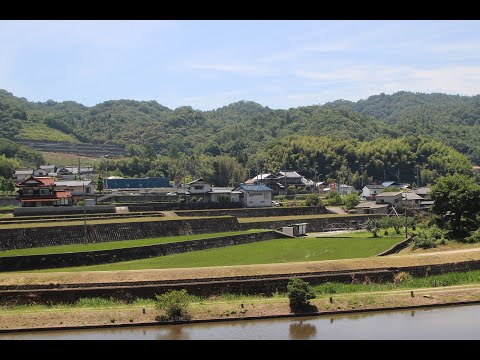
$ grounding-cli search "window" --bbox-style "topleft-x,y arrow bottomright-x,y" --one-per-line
86,187 -> 91,194
194,185 -> 204,190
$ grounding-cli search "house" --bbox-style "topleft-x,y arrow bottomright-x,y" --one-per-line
55,180 -> 95,205
56,167 -> 74,180
413,187 -> 431,200
402,191 -> 424,207
375,191 -> 403,206
382,181 -> 410,189
39,165 -> 55,173
207,187 -> 241,203
13,169 -> 33,182
235,184 -> 273,208
277,171 -> 303,186
185,179 -> 241,203
33,168 -> 49,177
301,177 -> 315,191
338,184 -> 355,196
65,166 -> 95,177
16,176 -> 72,207
187,178 -> 213,202
360,184 -> 383,200
355,201 -> 390,215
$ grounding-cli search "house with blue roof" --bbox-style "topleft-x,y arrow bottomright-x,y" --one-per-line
234,184 -> 273,207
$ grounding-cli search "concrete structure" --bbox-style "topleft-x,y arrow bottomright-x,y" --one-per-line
360,184 -> 383,200
235,184 -> 273,207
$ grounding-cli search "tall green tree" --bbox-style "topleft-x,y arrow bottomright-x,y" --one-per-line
431,174 -> 480,237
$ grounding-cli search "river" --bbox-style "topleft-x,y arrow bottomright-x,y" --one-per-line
1,305 -> 480,340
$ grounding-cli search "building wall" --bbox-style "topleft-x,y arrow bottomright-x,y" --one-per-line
244,191 -> 272,207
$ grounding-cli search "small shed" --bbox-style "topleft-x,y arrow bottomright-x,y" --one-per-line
281,223 -> 307,236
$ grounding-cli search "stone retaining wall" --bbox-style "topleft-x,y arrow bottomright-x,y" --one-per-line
4,259 -> 480,304
127,202 -> 242,212
14,205 -> 116,217
0,217 -> 240,250
238,214 -> 382,231
174,206 -> 328,218
0,231 -> 289,271
377,236 -> 414,256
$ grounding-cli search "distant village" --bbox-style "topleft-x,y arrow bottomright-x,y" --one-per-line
7,164 -> 433,217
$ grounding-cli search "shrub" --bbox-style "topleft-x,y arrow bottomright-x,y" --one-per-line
465,229 -> 480,243
76,200 -> 85,206
155,289 -> 191,321
342,193 -> 360,210
325,191 -> 342,205
366,219 -> 380,238
394,272 -> 412,285
304,193 -> 321,206
413,225 -> 447,249
287,278 -> 316,311
383,229 -> 389,236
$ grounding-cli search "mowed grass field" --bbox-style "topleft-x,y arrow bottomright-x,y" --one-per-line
39,234 -> 402,272
0,230 -> 266,257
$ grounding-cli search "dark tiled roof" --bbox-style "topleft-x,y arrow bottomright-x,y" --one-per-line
237,184 -> 273,192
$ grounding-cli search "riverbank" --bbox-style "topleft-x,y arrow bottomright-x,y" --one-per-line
2,284 -> 480,334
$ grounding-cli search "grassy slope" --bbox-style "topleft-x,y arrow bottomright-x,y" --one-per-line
16,123 -> 79,143
0,229 -> 266,257
43,235 -> 402,272
41,152 -> 102,167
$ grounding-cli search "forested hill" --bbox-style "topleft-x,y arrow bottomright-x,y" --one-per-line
1,89 -> 479,165
326,92 -> 480,162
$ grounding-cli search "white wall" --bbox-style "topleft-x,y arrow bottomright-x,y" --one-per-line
244,191 -> 272,207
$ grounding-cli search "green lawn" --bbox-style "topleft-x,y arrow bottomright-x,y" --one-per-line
0,229 -> 267,257
40,234 -> 402,272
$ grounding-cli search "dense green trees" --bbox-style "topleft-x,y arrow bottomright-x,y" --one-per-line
0,89 -> 478,186
431,174 -> 480,237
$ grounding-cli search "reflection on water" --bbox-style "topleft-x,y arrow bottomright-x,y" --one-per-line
1,305 -> 480,340
289,321 -> 317,340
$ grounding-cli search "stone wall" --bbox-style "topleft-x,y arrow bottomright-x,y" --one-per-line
14,205 -> 116,217
0,198 -> 19,207
0,230 -> 290,271
4,259 -> 480,304
174,206 -> 329,218
0,216 -> 240,250
377,236 -> 414,256
127,202 -> 243,212
238,214 -> 382,231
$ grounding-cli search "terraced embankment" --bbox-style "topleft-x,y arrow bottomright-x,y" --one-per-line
2,248 -> 480,305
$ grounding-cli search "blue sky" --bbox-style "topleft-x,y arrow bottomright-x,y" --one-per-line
1,20 -> 480,111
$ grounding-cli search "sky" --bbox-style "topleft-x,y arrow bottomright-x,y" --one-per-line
1,20 -> 480,111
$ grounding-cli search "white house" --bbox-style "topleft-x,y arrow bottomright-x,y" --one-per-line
375,191 -> 403,206
360,184 -> 383,200
235,184 -> 273,208
13,169 -> 33,182
186,178 -> 241,203
54,180 -> 95,205
39,165 -> 55,173
33,168 -> 49,177
355,201 -> 390,215
402,191 -> 424,207
208,188 -> 241,203
338,184 -> 355,196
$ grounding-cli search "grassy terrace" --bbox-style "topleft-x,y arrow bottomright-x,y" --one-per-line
0,229 -> 267,257
238,213 -> 380,223
40,232 -> 403,272
0,215 -> 231,229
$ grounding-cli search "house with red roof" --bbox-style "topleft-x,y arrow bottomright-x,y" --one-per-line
16,176 -> 72,207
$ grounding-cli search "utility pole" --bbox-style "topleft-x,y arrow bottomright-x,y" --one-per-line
360,164 -> 365,188
405,201 -> 408,239
416,165 -> 420,187
83,183 -> 87,244
284,163 -> 287,196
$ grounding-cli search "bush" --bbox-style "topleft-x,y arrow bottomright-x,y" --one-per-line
393,272 -> 412,285
304,193 -> 321,207
413,225 -> 447,249
325,191 -> 342,205
366,219 -> 380,238
76,200 -> 85,206
465,229 -> 480,243
287,278 -> 316,311
342,193 -> 360,210
155,289 -> 191,321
